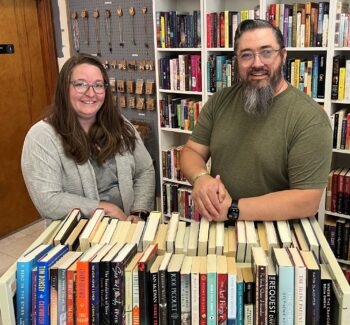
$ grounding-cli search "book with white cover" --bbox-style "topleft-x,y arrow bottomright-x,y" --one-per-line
198,217 -> 210,256
300,218 -> 320,260
215,222 -> 225,255
236,221 -> 246,263
166,212 -> 180,253
79,208 -> 105,251
191,256 -> 201,324
183,226 -> 190,255
277,220 -> 292,248
264,221 -> 279,255
99,219 -> 118,245
287,247 -> 306,325
142,211 -> 161,250
244,221 -> 258,262
130,220 -> 145,252
188,221 -> 200,256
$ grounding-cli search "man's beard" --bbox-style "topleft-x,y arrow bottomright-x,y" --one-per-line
241,62 -> 284,115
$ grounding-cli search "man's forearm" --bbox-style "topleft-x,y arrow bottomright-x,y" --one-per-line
180,146 -> 209,184
237,188 -> 323,221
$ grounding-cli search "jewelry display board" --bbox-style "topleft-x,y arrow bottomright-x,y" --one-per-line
67,0 -> 160,196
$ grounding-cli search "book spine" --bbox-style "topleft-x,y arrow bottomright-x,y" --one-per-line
227,274 -> 237,323
207,272 -> 217,325
217,272 -> 228,324
57,269 -> 68,324
268,274 -> 277,325
278,266 -> 294,325
321,279 -> 333,325
76,261 -> 90,324
158,269 -> 168,325
191,272 -> 200,324
151,271 -> 159,325
180,273 -> 191,324
168,270 -> 181,325
66,269 -> 75,325
256,266 -> 268,325
306,269 -> 321,324
236,282 -> 244,325
100,261 -> 111,325
110,262 -> 126,325
199,273 -> 207,325
90,262 -> 100,325
132,269 -> 140,325
16,261 -> 31,325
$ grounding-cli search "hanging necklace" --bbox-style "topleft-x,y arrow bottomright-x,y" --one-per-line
81,9 -> 89,46
93,9 -> 101,56
116,7 -> 124,47
129,7 -> 136,46
142,7 -> 149,49
71,11 -> 80,52
105,9 -> 112,53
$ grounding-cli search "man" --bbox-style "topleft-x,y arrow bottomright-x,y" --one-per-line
180,19 -> 332,223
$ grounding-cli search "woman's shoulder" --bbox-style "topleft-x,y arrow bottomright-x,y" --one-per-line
25,120 -> 59,143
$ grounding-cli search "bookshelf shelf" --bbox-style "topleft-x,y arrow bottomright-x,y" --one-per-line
159,89 -> 203,95
286,47 -> 328,52
337,258 -> 350,265
157,48 -> 202,52
161,127 -> 192,134
333,149 -> 350,155
163,177 -> 191,186
325,210 -> 350,220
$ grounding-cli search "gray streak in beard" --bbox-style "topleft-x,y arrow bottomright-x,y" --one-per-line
243,84 -> 275,115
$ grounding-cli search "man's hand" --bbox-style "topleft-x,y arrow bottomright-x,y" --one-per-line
98,201 -> 128,220
192,174 -> 230,221
126,214 -> 143,223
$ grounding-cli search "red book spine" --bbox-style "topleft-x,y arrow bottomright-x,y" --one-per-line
66,268 -> 75,325
76,261 -> 90,324
217,272 -> 228,324
220,12 -> 225,47
331,171 -> 340,212
199,273 -> 207,325
206,13 -> 211,48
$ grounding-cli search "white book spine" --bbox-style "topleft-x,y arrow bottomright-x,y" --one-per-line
294,266 -> 306,325
191,272 -> 200,324
344,60 -> 350,101
227,274 -> 237,321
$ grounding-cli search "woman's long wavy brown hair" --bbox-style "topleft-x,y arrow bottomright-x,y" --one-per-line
46,53 -> 136,165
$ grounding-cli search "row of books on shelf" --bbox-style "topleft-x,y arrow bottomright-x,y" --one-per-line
158,54 -> 202,92
285,54 -> 326,99
159,95 -> 202,129
161,146 -> 184,181
14,208 -> 335,325
334,1 -> 350,47
156,10 -> 201,49
331,55 -> 350,101
331,109 -> 350,151
207,54 -> 239,93
206,9 -> 259,49
162,183 -> 198,221
267,2 -> 329,48
326,167 -> 350,215
324,216 -> 350,261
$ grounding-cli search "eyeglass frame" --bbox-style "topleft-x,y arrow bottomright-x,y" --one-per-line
235,47 -> 284,64
70,79 -> 108,94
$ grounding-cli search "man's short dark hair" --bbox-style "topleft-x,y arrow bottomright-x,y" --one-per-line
234,19 -> 285,53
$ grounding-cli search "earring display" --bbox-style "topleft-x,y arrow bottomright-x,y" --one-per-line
135,79 -> 144,95
145,80 -> 155,95
142,7 -> 149,49
127,80 -> 135,94
109,78 -> 116,92
117,80 -> 126,93
116,7 -> 124,47
128,96 -> 136,109
104,9 -> 112,53
146,97 -> 155,111
120,95 -> 127,108
136,97 -> 145,110
71,11 -> 80,52
128,7 -> 136,46
93,9 -> 101,56
80,9 -> 89,45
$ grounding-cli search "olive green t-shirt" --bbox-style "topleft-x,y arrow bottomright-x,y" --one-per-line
190,83 -> 332,200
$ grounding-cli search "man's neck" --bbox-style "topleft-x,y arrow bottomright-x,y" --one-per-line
274,79 -> 288,96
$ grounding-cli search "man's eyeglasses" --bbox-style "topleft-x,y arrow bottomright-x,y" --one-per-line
237,48 -> 282,64
70,80 -> 108,94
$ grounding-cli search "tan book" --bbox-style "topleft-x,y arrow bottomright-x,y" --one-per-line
142,211 -> 161,251
79,208 -> 105,251
53,208 -> 81,245
180,256 -> 193,323
216,222 -> 225,255
245,221 -> 258,263
125,223 -> 137,243
175,221 -> 187,254
300,218 -> 320,259
153,223 -> 168,255
130,220 -> 146,252
187,221 -> 200,256
292,222 -> 309,251
90,217 -> 110,246
99,219 -> 118,245
110,220 -> 132,245
191,256 -> 201,324
325,170 -> 334,211
223,228 -> 229,256
227,226 -> 236,257
208,222 -> 216,254
166,212 -> 180,253
257,223 -> 269,255
198,217 -> 210,256
236,221 -> 246,262
276,220 -> 292,248
64,218 -> 88,251
264,221 -> 278,255
183,225 -> 191,255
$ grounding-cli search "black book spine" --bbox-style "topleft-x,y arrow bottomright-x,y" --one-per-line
139,268 -> 152,325
321,279 -> 333,325
110,261 -> 126,324
167,270 -> 181,325
335,219 -> 345,258
151,271 -> 159,325
267,274 -> 277,325
90,262 -> 100,325
100,261 -> 111,325
158,269 -> 168,325
306,268 -> 321,325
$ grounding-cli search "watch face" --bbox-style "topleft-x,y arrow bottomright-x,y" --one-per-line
228,205 -> 239,221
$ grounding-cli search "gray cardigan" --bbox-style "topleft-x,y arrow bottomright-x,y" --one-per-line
21,120 -> 155,220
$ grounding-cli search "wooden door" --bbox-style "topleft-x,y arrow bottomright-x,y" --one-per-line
0,0 -> 58,237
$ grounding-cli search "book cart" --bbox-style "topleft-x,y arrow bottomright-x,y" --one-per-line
0,216 -> 349,324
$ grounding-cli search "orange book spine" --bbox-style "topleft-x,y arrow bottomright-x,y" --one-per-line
66,268 -> 75,325
76,261 -> 90,324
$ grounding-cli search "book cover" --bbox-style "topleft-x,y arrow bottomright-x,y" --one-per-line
320,264 -> 334,325
242,267 -> 255,325
199,256 -> 207,325
16,244 -> 51,325
158,252 -> 173,325
180,256 -> 193,324
217,255 -> 228,324
227,256 -> 237,325
207,254 -> 217,325
191,256 -> 201,324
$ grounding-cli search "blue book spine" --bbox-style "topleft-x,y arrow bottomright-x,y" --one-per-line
227,273 -> 237,325
16,245 -> 52,325
36,245 -> 69,325
278,266 -> 294,325
236,282 -> 244,325
312,55 -> 319,98
207,272 -> 217,325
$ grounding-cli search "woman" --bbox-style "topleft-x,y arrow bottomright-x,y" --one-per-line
21,53 -> 155,222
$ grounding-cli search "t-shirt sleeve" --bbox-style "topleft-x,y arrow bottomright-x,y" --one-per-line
288,121 -> 332,189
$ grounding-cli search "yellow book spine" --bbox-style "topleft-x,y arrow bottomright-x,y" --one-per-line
338,67 -> 346,100
294,59 -> 301,89
160,16 -> 165,48
224,11 -> 229,48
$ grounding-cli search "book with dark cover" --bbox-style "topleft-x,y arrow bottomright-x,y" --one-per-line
167,254 -> 185,325
317,54 -> 326,98
335,219 -> 346,259
158,252 -> 173,325
267,259 -> 277,325
53,208 -> 81,245
138,244 -> 158,325
320,264 -> 334,325
150,255 -> 164,325
110,243 -> 137,324
242,267 -> 255,325
300,250 -> 321,325
331,55 -> 345,99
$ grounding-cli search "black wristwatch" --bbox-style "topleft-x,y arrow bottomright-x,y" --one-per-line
131,210 -> 149,221
227,199 -> 240,223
